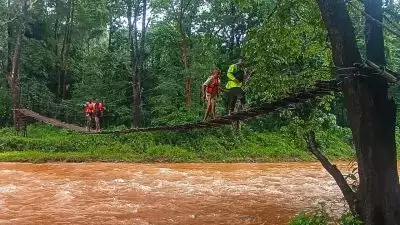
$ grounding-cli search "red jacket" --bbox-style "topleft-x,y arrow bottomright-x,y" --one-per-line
205,75 -> 220,94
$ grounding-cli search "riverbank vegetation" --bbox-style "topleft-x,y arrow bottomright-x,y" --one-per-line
290,208 -> 362,225
0,123 -> 355,162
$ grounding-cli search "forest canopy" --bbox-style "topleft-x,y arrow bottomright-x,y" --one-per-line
0,0 -> 399,130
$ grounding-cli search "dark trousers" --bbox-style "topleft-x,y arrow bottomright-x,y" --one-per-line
226,87 -> 246,112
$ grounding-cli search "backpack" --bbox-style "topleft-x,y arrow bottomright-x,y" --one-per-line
234,68 -> 245,83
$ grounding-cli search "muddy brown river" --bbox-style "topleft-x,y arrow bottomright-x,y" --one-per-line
0,162 -> 353,225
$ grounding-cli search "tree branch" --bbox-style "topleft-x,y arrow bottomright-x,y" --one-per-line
306,131 -> 358,216
265,0 -> 280,22
365,60 -> 400,84
348,0 -> 400,38
353,60 -> 400,84
383,13 -> 400,34
384,7 -> 400,22
145,16 -> 152,31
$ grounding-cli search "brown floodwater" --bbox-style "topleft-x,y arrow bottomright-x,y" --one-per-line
0,162 -> 354,225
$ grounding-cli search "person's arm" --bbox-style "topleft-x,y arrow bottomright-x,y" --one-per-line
202,76 -> 212,100
243,68 -> 255,84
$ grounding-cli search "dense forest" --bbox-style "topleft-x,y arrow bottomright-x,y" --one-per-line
0,0 -> 397,130
0,0 -> 398,130
0,1 -> 399,148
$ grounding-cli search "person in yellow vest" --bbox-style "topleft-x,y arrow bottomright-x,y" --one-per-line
226,58 -> 246,115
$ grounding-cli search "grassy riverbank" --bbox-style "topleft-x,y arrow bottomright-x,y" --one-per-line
0,124 -> 358,163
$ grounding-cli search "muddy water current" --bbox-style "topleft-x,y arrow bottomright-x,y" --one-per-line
0,162 -> 353,225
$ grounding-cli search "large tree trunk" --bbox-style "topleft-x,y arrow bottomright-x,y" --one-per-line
316,0 -> 400,224
357,0 -> 400,224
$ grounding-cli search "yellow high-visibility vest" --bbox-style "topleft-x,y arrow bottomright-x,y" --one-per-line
225,64 -> 242,89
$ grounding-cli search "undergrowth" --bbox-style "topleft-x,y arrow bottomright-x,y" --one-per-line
289,205 -> 362,225
0,123 -> 356,162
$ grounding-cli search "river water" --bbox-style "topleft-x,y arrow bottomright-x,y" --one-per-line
0,162 -> 353,225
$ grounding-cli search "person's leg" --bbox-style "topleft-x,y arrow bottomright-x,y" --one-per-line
95,116 -> 100,132
228,88 -> 240,115
225,89 -> 232,115
99,115 -> 102,131
203,93 -> 212,121
240,89 -> 246,109
211,97 -> 216,119
86,114 -> 91,131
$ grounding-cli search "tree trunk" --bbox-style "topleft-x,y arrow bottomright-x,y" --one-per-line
132,0 -> 147,128
7,0 -> 29,132
316,0 -> 400,224
344,73 -> 400,225
127,0 -> 141,128
59,0 -> 75,100
131,0 -> 141,128
10,35 -> 23,132
178,21 -> 191,109
6,0 -> 12,74
364,0 -> 385,66
355,0 -> 400,224
229,3 -> 236,53
63,0 -> 75,99
54,0 -> 60,55
127,0 -> 133,56
108,0 -> 114,51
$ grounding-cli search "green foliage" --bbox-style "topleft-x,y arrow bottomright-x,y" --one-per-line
339,213 -> 362,225
0,81 -> 12,126
289,206 -> 330,225
289,207 -> 363,225
0,0 -> 367,136
0,124 -> 355,162
244,0 -> 331,103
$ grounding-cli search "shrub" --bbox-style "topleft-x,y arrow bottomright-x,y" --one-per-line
289,206 -> 330,225
339,213 -> 362,225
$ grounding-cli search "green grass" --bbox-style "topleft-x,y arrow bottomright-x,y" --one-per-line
0,124 -> 356,163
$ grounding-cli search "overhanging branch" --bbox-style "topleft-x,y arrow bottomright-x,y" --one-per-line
354,60 -> 400,84
306,131 -> 358,215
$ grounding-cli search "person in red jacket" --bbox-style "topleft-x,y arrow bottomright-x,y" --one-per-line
202,68 -> 222,121
98,100 -> 105,117
93,99 -> 106,132
84,99 -> 94,131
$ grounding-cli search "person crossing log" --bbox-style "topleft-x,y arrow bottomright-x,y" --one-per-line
202,67 -> 222,121
225,58 -> 246,116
